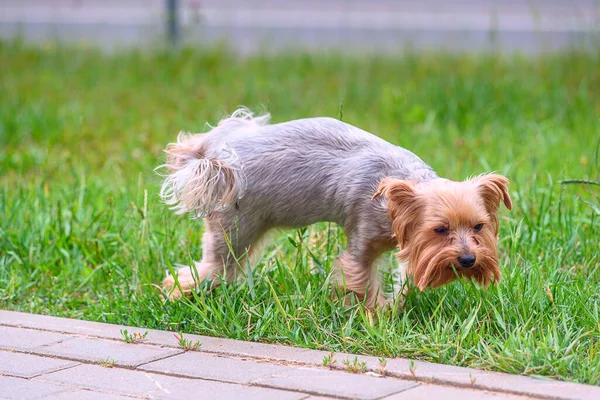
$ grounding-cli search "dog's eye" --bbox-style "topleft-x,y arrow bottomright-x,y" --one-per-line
434,226 -> 449,234
473,223 -> 484,232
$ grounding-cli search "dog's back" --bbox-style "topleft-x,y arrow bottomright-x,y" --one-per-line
160,108 -> 436,227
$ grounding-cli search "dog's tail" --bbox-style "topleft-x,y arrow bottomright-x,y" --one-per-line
158,108 -> 270,219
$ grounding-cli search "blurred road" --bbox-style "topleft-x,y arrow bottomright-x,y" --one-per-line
1,0 -> 599,53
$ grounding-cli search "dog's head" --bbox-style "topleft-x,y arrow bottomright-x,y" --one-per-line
373,174 -> 512,290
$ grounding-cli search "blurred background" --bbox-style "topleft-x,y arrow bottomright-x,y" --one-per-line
2,0 -> 599,53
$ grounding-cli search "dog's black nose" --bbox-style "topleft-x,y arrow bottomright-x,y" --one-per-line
457,254 -> 476,268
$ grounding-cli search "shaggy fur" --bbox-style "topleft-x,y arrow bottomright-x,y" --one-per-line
159,108 -> 512,308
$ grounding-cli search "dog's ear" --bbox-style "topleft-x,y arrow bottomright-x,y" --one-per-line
372,178 -> 421,246
372,178 -> 416,203
474,174 -> 512,212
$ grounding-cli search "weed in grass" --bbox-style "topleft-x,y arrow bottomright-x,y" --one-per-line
322,351 -> 337,369
173,332 -> 202,351
377,356 -> 387,376
342,357 -> 367,374
409,360 -> 417,380
0,40 -> 599,386
120,329 -> 148,344
99,357 -> 115,368
470,373 -> 477,387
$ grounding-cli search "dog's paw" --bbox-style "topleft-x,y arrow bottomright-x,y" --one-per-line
379,295 -> 405,310
161,274 -> 181,301
162,266 -> 197,301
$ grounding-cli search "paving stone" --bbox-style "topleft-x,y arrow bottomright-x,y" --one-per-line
38,364 -> 187,397
381,385 -> 518,400
34,337 -> 182,367
302,397 -> 337,400
39,389 -> 135,400
254,367 -> 419,400
4,310 -> 600,400
139,351 -> 291,384
384,358 -> 600,400
0,350 -> 78,378
0,326 -> 74,351
189,336 -> 331,365
0,375 -> 68,400
0,311 -> 124,341
150,378 -> 307,400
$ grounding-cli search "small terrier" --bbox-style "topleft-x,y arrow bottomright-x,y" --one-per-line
159,109 -> 512,308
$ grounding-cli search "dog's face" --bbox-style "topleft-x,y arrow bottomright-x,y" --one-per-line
374,174 -> 512,290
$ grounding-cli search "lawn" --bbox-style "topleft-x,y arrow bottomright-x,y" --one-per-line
1,39 -> 599,385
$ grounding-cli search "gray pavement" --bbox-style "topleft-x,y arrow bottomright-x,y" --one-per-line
1,310 -> 599,399
1,0 -> 599,53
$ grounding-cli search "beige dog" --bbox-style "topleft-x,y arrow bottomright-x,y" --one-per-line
159,109 -> 512,308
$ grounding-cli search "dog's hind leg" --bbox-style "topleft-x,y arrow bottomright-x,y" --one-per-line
163,211 -> 266,299
162,225 -> 219,300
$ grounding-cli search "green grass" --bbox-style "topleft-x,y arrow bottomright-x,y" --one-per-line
1,39 -> 599,385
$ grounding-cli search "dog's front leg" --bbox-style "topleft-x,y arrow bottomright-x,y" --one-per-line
334,252 -> 388,309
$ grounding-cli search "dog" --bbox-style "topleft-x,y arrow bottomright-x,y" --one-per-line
159,108 -> 512,308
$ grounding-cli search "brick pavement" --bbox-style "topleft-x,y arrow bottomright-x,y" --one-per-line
0,310 -> 598,400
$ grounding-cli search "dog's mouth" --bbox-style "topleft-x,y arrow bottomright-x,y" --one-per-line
448,263 -> 500,287
419,254 -> 499,290
447,263 -> 479,272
